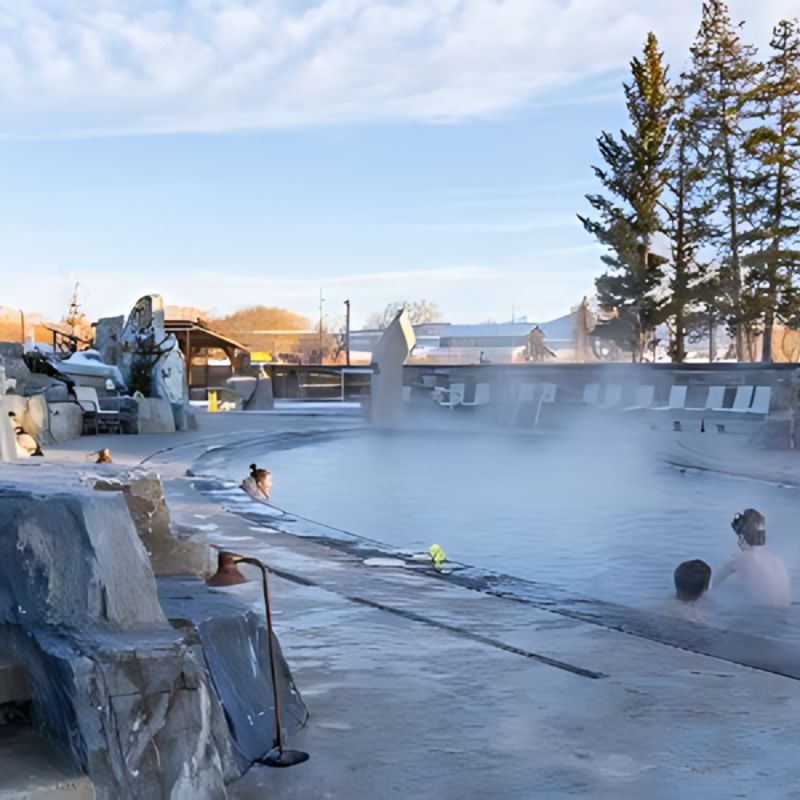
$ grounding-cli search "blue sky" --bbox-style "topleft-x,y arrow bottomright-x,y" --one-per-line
0,1 -> 796,327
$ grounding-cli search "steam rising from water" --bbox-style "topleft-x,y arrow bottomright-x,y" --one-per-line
203,409 -> 800,641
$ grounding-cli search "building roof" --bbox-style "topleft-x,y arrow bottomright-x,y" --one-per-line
164,320 -> 250,352
414,314 -> 578,344
413,322 -> 539,339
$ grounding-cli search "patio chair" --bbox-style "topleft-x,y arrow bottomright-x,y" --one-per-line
75,386 -> 122,435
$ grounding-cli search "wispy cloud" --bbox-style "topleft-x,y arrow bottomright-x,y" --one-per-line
0,1 -> 795,137
399,213 -> 577,234
6,260 -> 597,324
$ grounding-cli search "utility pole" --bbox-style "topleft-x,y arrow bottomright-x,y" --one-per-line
66,281 -> 81,336
344,299 -> 351,366
318,287 -> 325,364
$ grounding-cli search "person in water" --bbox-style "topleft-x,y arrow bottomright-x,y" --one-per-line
669,559 -> 711,621
674,560 -> 712,603
250,463 -> 273,498
715,508 -> 791,608
241,464 -> 272,502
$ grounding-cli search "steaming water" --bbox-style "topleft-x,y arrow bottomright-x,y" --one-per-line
207,427 -> 800,641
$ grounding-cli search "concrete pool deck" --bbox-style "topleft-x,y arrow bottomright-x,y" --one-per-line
41,411 -> 800,799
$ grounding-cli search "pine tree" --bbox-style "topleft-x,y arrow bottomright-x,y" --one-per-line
661,88 -> 717,362
683,0 -> 761,361
580,32 -> 673,361
741,19 -> 800,362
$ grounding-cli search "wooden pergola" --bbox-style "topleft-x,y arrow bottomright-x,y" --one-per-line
164,320 -> 250,392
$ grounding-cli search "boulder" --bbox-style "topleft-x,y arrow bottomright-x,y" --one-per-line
0,625 -> 229,800
24,394 -> 48,441
0,485 -> 166,629
227,376 -> 274,411
47,401 -> 84,443
0,480 -> 230,798
94,316 -> 124,367
159,577 -> 308,771
137,397 -> 176,434
90,470 -> 213,577
0,342 -> 32,388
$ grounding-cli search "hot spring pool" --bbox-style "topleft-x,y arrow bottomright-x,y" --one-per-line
206,427 -> 800,639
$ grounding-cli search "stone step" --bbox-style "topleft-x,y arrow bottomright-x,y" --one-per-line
0,654 -> 30,706
0,724 -> 93,799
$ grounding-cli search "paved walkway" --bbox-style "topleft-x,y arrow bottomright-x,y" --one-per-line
46,412 -> 800,799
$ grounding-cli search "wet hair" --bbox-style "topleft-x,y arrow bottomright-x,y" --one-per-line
732,508 -> 766,546
674,560 -> 712,602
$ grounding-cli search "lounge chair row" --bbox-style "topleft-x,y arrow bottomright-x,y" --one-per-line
583,383 -> 772,415
431,382 -> 492,409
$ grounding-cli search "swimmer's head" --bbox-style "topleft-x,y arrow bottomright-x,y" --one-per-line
732,508 -> 766,548
674,560 -> 711,602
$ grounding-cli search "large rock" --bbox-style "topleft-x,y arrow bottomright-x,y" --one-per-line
0,480 -> 230,798
0,486 -> 166,629
94,316 -> 124,367
90,470 -> 213,577
0,625 -> 229,800
0,393 -> 79,447
137,397 -> 176,434
47,401 -> 84,443
0,342 -> 32,388
226,376 -> 274,410
159,577 -> 308,770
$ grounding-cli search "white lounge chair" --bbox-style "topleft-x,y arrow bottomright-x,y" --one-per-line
598,384 -> 623,409
683,385 -> 725,415
583,383 -> 601,405
747,386 -> 771,415
432,383 -> 464,409
623,385 -> 655,411
702,386 -> 726,411
716,385 -> 753,413
653,385 -> 688,412
462,383 -> 491,407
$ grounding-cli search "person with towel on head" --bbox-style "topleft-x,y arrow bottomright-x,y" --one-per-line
241,463 -> 272,503
715,508 -> 791,609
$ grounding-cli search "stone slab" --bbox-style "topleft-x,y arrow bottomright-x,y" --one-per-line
136,397 -> 176,434
91,470 -> 213,577
46,402 -> 83,444
0,484 -> 167,630
159,577 -> 308,770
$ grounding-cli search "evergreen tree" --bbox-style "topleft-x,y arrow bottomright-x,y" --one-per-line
661,88 -> 717,362
580,32 -> 673,361
683,0 -> 761,361
741,19 -> 800,362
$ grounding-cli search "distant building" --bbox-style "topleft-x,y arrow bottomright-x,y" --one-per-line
349,311 -> 593,365
410,322 -> 555,364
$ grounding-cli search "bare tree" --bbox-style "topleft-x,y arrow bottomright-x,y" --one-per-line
364,299 -> 443,329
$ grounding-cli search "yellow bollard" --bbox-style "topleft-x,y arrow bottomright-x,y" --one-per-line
208,391 -> 218,412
